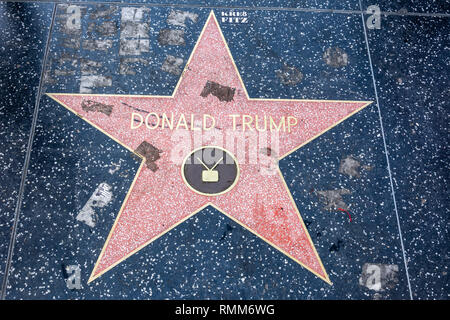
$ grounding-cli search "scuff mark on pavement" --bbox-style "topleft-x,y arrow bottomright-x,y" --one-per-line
220,223 -> 234,241
323,47 -> 348,68
329,239 -> 344,252
76,182 -> 113,228
275,63 -> 303,86
49,52 -> 79,80
200,80 -> 235,102
80,75 -> 112,93
119,57 -> 149,75
120,15 -> 149,38
158,29 -> 185,46
339,155 -> 361,178
167,10 -> 198,27
119,8 -> 150,56
58,52 -> 79,66
121,7 -> 149,23
89,5 -> 117,20
109,159 -> 124,175
162,55 -> 184,75
339,155 -> 374,178
80,59 -> 102,75
119,39 -> 150,55
60,37 -> 80,49
316,188 -> 351,211
54,69 -> 76,76
87,20 -> 117,37
82,39 -> 113,51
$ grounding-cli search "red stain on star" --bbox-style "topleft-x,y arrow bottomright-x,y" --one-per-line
48,12 -> 371,284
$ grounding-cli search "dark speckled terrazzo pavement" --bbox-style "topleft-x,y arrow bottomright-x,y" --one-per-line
0,1 -> 448,300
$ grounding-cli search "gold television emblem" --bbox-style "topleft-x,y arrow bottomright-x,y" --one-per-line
202,170 -> 219,182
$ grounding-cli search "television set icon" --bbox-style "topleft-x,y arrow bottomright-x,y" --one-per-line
202,170 -> 219,182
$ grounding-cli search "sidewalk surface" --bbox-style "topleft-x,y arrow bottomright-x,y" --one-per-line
0,0 -> 448,300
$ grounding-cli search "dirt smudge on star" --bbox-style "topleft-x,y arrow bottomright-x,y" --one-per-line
200,81 -> 235,102
81,99 -> 113,116
133,141 -> 162,172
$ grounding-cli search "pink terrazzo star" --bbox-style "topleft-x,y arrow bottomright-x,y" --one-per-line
48,11 -> 371,284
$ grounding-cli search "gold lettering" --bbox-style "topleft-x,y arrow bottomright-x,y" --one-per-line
131,112 -> 143,129
287,116 -> 298,133
145,112 -> 159,129
190,114 -> 200,131
176,114 -> 189,130
161,112 -> 174,130
270,116 -> 285,132
242,115 -> 253,131
229,114 -> 239,131
255,114 -> 267,132
203,114 -> 215,131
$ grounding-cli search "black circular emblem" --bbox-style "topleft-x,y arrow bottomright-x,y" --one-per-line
182,146 -> 239,196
